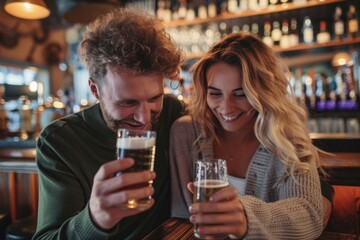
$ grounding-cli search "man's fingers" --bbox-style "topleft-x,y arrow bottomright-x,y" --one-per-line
94,158 -> 134,181
94,170 -> 156,196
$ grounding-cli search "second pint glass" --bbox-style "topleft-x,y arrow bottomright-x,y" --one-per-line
193,159 -> 229,240
116,128 -> 156,209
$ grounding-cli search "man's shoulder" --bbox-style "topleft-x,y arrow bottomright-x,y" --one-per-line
163,94 -> 184,109
159,94 -> 186,122
39,112 -> 82,138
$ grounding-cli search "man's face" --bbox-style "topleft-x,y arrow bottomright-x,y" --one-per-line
94,66 -> 164,132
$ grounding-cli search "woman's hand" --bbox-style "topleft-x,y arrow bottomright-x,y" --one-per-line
188,183 -> 248,239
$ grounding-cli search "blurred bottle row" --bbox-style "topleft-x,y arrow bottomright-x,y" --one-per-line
166,4 -> 358,54
157,0 -> 336,22
0,87 -> 90,140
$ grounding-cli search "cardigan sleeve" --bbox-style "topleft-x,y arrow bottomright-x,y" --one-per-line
240,158 -> 324,239
169,115 -> 195,219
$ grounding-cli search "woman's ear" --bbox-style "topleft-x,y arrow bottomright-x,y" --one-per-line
88,78 -> 100,100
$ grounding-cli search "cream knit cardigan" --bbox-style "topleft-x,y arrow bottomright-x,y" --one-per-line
170,115 -> 323,240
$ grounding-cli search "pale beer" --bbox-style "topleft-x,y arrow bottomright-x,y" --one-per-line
193,179 -> 229,240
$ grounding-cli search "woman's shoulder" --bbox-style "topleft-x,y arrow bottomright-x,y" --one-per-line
171,115 -> 195,133
173,115 -> 193,125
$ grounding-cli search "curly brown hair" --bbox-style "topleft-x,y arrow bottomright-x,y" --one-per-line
78,7 -> 183,87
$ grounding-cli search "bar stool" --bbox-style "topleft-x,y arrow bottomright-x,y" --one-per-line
5,216 -> 36,240
4,172 -> 38,240
0,213 -> 11,240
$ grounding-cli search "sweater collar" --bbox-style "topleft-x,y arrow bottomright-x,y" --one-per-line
82,103 -> 117,146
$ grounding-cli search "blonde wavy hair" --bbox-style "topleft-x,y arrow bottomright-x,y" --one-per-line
189,32 -> 322,178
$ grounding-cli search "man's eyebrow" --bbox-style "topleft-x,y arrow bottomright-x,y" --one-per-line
114,93 -> 164,104
150,93 -> 164,100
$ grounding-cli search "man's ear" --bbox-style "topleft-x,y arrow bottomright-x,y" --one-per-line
88,78 -> 100,100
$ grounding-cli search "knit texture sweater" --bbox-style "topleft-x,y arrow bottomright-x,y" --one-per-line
170,115 -> 324,240
33,94 -> 184,240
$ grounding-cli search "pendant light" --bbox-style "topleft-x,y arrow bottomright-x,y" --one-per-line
4,0 -> 50,20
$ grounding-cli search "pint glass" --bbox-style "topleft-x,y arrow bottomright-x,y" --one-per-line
116,128 -> 156,209
193,159 -> 229,240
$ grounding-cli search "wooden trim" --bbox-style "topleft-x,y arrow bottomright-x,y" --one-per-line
8,171 -> 17,222
30,173 -> 38,215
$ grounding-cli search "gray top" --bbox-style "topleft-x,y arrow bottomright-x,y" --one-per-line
170,115 -> 323,239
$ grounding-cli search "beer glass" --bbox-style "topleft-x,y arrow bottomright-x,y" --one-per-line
193,159 -> 229,240
116,128 -> 156,209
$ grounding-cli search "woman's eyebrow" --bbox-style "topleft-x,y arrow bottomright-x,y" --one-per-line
208,86 -> 221,91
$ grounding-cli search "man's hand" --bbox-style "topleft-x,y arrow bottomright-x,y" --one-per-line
89,158 -> 156,230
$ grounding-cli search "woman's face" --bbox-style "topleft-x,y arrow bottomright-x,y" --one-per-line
206,63 -> 257,133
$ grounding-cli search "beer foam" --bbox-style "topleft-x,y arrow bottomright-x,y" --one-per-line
117,137 -> 156,149
194,179 -> 229,188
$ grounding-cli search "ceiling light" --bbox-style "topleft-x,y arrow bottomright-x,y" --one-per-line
4,0 -> 50,20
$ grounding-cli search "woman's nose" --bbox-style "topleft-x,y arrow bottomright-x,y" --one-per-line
220,97 -> 236,113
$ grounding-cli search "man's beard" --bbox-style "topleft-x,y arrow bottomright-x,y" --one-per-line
99,100 -> 160,133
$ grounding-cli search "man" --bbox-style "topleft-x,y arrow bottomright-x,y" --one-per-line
33,8 -> 184,239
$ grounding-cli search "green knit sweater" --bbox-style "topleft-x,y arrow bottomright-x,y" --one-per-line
33,94 -> 184,240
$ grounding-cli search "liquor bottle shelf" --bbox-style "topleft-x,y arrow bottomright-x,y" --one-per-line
163,0 -> 347,28
184,37 -> 360,60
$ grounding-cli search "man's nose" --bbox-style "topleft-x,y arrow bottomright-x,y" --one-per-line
134,102 -> 151,124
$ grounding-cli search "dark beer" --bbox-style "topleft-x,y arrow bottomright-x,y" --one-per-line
116,135 -> 156,209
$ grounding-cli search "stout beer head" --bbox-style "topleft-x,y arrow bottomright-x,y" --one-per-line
116,128 -> 157,210
117,136 -> 156,150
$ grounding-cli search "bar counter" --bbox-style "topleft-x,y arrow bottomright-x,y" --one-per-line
143,218 -> 359,240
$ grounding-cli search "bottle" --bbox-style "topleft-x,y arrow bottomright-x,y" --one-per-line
208,0 -> 217,17
251,23 -> 259,36
271,21 -> 282,45
242,23 -> 250,33
347,5 -> 358,39
288,18 -> 299,47
280,0 -> 289,3
178,0 -> 187,19
239,0 -> 248,12
248,0 -> 259,11
280,19 -> 289,48
186,0 -> 196,20
269,0 -> 279,6
302,16 -> 314,44
219,22 -> 228,37
0,85 -> 8,139
198,0 -> 207,19
156,0 -> 165,20
171,1 -> 179,20
263,21 -> 274,47
18,95 -> 33,140
259,0 -> 269,9
228,0 -> 238,13
163,0 -> 172,22
334,6 -> 345,40
316,20 -> 331,44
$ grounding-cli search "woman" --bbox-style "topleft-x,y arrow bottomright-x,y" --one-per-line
170,32 -> 329,239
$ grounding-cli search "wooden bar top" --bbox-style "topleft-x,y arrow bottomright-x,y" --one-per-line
0,148 -> 37,173
143,218 -> 359,240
